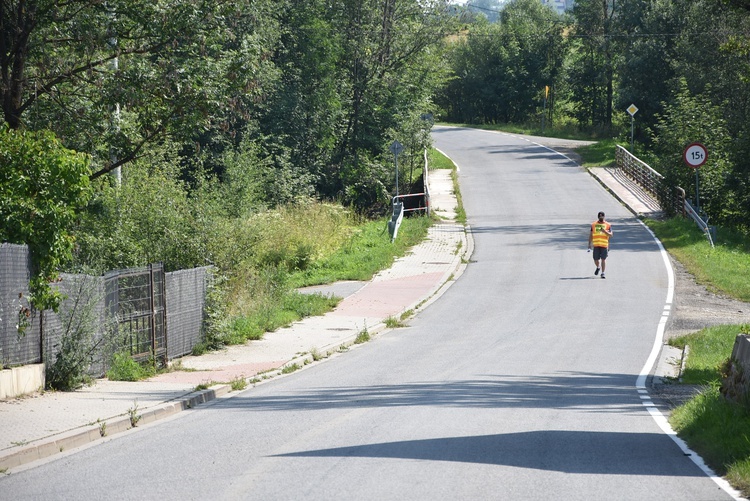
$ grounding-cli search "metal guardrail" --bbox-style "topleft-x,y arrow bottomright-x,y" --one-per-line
423,149 -> 431,216
616,146 -> 663,201
388,149 -> 431,242
393,192 -> 428,214
387,199 -> 404,242
683,199 -> 715,248
616,146 -> 713,246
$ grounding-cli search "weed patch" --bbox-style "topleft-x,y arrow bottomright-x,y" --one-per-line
385,316 -> 407,328
128,402 -> 141,428
354,329 -> 370,344
281,363 -> 300,374
230,377 -> 248,391
106,353 -> 156,382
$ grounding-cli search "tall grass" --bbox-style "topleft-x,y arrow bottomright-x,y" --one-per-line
200,204 -> 432,349
290,214 -> 432,288
670,385 -> 750,496
669,325 -> 748,385
646,217 -> 750,302
648,215 -> 750,496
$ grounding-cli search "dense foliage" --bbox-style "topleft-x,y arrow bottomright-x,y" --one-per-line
0,126 -> 92,311
0,0 -> 455,361
439,0 -> 750,234
4,0 -> 750,311
1,0 -> 454,210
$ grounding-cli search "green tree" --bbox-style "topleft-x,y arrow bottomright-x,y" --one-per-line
466,0 -> 505,23
258,1 -> 344,199
0,0 -> 281,181
650,81 -> 735,226
301,0 -> 455,208
569,0 -> 619,129
73,156 -> 203,273
438,0 -> 564,125
614,0 -> 682,143
0,126 -> 92,311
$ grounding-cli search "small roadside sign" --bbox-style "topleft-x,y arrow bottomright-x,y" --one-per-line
389,140 -> 404,156
683,142 -> 708,169
627,104 -> 638,116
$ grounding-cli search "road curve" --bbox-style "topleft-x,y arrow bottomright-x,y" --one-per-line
0,126 -> 738,501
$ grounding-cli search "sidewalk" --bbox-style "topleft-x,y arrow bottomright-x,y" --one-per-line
0,168 -> 472,471
588,166 -> 663,218
0,152 -> 678,473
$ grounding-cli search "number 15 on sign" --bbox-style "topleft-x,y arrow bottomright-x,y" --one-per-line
683,142 -> 708,212
683,142 -> 707,168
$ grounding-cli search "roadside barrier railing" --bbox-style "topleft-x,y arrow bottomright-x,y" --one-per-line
616,145 -> 662,201
615,145 -> 712,247
389,149 -> 431,242
683,197 -> 715,248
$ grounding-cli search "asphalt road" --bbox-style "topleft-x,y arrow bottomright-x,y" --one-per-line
0,127 -> 736,500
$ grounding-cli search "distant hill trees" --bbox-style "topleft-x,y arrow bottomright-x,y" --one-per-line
437,0 -> 750,233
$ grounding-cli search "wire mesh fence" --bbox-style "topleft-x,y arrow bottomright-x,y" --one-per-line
105,264 -> 167,365
0,244 -> 39,367
0,244 -> 212,375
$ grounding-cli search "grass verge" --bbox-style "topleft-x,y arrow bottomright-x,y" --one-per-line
428,147 -> 466,224
670,384 -> 750,496
290,214 -> 431,288
428,147 -> 455,169
576,138 -> 619,167
646,217 -> 750,302
668,325 -> 749,385
647,216 -> 750,496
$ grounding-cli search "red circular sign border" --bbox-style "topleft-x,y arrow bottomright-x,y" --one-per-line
683,142 -> 708,169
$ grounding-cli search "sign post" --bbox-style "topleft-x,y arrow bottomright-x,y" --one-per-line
389,140 -> 404,197
626,104 -> 638,151
683,142 -> 708,212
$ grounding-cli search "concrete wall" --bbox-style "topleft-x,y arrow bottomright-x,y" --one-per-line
0,364 -> 45,399
721,334 -> 750,406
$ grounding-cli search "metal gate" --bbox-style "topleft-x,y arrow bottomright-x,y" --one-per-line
104,263 -> 167,365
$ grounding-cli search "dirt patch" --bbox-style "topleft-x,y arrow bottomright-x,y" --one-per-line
651,257 -> 749,410
667,257 -> 749,340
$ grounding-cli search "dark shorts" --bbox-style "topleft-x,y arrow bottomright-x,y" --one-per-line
593,247 -> 608,260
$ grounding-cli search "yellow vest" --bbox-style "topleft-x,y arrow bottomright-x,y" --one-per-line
591,221 -> 611,247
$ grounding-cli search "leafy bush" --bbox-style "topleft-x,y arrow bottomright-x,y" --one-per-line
650,80 -> 735,228
229,316 -> 265,342
0,126 -> 92,311
73,161 -> 203,273
45,275 -> 103,390
106,353 -> 155,381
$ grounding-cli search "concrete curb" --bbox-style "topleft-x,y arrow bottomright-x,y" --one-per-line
281,222 -> 474,371
0,384 -> 233,471
1,221 -> 473,473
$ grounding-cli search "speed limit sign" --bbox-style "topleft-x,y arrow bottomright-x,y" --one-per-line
683,142 -> 708,168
